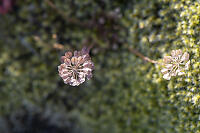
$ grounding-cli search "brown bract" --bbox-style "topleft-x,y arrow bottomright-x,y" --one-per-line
58,48 -> 94,86
161,49 -> 190,80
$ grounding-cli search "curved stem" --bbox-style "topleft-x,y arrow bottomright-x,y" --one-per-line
87,44 -> 94,51
128,47 -> 158,64
44,0 -> 91,28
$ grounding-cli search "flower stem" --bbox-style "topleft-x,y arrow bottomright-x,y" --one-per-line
44,0 -> 91,28
128,47 -> 158,64
87,44 -> 94,51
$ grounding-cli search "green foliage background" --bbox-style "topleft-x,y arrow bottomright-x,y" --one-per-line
0,0 -> 199,133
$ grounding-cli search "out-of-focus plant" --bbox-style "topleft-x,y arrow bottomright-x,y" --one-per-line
0,0 -> 199,133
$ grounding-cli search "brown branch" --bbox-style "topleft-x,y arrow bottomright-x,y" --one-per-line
44,0 -> 90,27
44,0 -> 65,16
86,44 -> 94,51
128,47 -> 158,64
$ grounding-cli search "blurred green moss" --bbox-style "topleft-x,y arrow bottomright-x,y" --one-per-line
0,0 -> 199,133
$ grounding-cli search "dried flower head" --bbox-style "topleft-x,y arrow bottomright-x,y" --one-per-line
58,47 -> 94,86
161,49 -> 190,80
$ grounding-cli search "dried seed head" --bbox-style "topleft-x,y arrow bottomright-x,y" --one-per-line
58,47 -> 94,86
161,49 -> 190,80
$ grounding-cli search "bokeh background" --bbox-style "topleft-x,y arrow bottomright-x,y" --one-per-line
0,0 -> 199,133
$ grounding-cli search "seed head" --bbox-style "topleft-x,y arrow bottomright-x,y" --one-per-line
161,49 -> 190,80
58,47 -> 94,86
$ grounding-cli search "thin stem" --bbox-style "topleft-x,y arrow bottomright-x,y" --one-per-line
44,0 -> 66,17
44,0 -> 91,28
87,44 -> 94,51
128,47 -> 158,64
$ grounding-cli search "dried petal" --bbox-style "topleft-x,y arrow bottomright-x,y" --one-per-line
77,51 -> 82,56
185,60 -> 190,70
83,62 -> 94,69
161,49 -> 190,80
163,73 -> 171,80
171,71 -> 177,77
178,71 -> 185,76
161,68 -> 168,74
74,51 -> 78,56
61,56 -> 66,63
77,56 -> 83,64
163,56 -> 172,64
171,50 -> 176,57
171,49 -> 182,57
65,58 -> 71,66
82,54 -> 90,61
81,47 -> 90,55
181,52 -> 189,62
165,64 -> 173,69
65,51 -> 73,58
177,49 -> 182,56
71,57 -> 76,65
58,47 -> 94,86
78,57 -> 85,65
